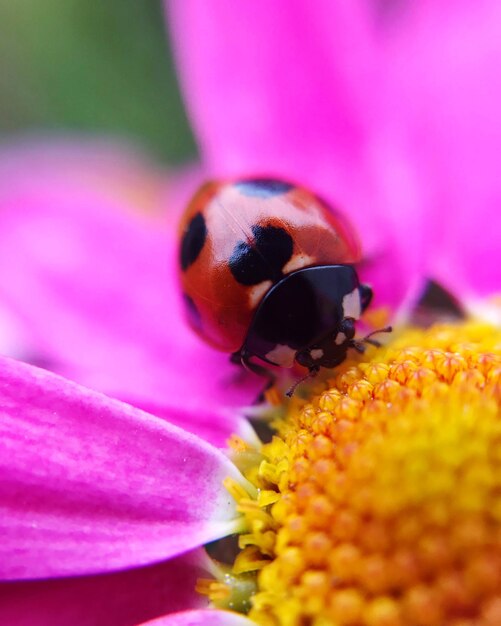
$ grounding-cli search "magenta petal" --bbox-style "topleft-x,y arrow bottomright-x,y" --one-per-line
0,357 -> 247,579
139,402 -> 258,449
140,609 -> 254,626
0,139 -> 261,414
383,1 -> 501,297
167,2 -> 424,311
170,2 -> 501,308
0,552 -> 206,626
169,1 -> 375,179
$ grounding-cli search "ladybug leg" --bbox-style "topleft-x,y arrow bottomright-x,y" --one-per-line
231,349 -> 276,389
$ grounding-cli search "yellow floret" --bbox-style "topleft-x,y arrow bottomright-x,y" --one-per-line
221,320 -> 501,626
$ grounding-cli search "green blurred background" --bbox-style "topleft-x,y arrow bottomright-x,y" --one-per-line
0,0 -> 197,163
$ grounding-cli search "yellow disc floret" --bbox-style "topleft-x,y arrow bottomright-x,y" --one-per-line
227,320 -> 501,626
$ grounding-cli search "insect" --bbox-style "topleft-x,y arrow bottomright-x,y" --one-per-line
178,178 -> 389,394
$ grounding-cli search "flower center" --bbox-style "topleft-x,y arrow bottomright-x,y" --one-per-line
212,320 -> 501,626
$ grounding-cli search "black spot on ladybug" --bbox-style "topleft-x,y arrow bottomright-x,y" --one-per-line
229,225 -> 293,285
235,179 -> 293,198
180,212 -> 207,271
183,293 -> 203,331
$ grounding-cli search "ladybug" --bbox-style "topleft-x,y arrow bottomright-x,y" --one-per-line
178,178 -> 387,392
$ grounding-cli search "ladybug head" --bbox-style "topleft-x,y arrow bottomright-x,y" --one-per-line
286,320 -> 392,397
237,263 -> 391,395
294,316 -> 358,370
242,265 -> 370,367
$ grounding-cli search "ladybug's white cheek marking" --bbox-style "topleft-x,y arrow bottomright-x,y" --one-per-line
342,289 -> 362,320
335,333 -> 347,345
248,280 -> 273,309
265,344 -> 296,368
310,348 -> 324,361
282,253 -> 316,275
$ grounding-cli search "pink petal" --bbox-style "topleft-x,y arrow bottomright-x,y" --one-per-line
169,1 -> 501,308
0,552 -> 206,626
140,609 -> 253,626
167,1 -> 424,311
169,1 -> 375,177
0,356 -> 248,580
379,1 -> 501,297
139,402 -> 259,449
167,0 -> 373,212
0,139 -> 261,418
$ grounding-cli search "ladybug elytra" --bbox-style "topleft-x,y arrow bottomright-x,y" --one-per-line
178,178 -> 385,391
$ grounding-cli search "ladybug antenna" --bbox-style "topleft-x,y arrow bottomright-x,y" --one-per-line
363,325 -> 392,347
351,325 -> 392,352
286,366 -> 320,398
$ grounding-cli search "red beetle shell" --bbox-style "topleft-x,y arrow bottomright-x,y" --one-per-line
178,180 -> 361,354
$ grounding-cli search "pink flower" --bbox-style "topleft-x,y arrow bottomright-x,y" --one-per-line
0,141 -> 260,625
0,139 -> 261,427
1,1 -> 501,625
169,0 -> 501,311
0,354 -> 254,626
